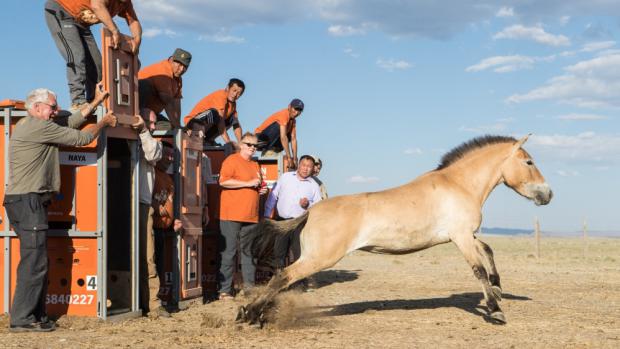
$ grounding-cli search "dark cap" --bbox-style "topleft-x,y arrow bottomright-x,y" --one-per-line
172,48 -> 192,67
290,98 -> 304,111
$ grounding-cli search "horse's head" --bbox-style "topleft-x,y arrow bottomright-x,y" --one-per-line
501,135 -> 553,206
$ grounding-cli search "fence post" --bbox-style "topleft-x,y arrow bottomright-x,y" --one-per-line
534,217 -> 541,259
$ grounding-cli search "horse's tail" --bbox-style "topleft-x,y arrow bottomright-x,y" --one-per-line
248,212 -> 309,268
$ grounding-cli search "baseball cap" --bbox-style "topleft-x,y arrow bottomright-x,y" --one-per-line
172,48 -> 192,67
290,98 -> 304,111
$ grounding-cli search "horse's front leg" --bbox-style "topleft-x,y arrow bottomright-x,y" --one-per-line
452,233 -> 506,324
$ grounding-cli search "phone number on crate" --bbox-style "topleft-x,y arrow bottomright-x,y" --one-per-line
46,294 -> 95,305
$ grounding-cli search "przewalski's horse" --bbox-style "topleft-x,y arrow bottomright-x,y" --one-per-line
237,135 -> 552,325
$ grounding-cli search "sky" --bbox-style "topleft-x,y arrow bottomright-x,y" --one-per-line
1,1 -> 619,233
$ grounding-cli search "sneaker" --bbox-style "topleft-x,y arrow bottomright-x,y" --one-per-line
9,322 -> 55,333
262,150 -> 278,158
69,102 -> 89,112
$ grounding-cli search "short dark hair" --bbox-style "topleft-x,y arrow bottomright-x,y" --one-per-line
228,78 -> 245,91
299,155 -> 315,165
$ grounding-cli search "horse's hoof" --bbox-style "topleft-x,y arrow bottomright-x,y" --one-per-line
491,285 -> 502,301
490,311 -> 506,324
235,306 -> 247,323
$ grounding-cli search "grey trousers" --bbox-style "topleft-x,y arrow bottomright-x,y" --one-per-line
3,193 -> 52,326
218,221 -> 256,294
44,0 -> 102,105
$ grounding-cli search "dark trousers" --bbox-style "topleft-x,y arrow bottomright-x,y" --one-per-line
44,0 -> 102,105
3,193 -> 52,326
218,221 -> 257,294
273,216 -> 301,269
257,122 -> 284,152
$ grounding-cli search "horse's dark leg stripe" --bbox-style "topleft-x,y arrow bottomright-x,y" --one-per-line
476,239 -> 501,289
472,265 -> 501,313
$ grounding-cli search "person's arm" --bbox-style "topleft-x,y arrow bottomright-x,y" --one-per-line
309,183 -> 323,206
126,14 -> 142,54
90,0 -> 120,48
279,124 -> 291,159
232,117 -> 243,143
67,82 -> 110,128
134,117 -> 163,163
291,128 -> 298,167
219,178 -> 259,189
84,112 -> 117,140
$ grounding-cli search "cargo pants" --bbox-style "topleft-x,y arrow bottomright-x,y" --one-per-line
139,203 -> 161,313
44,0 -> 102,105
3,193 -> 53,326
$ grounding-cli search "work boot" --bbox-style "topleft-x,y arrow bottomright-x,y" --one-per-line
9,322 -> 56,333
262,150 -> 278,158
69,102 -> 89,112
148,306 -> 171,319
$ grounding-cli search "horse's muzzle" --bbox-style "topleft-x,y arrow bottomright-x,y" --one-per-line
532,184 -> 553,206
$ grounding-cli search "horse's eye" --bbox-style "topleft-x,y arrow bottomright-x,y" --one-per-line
526,160 -> 533,165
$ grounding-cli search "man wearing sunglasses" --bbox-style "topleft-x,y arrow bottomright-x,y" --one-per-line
3,87 -> 116,332
255,98 -> 304,170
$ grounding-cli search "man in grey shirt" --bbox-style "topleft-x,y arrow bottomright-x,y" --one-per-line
3,87 -> 116,332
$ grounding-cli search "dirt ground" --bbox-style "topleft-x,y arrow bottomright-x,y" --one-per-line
1,236 -> 619,348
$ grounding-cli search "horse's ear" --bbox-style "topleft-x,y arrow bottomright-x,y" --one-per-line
511,134 -> 531,154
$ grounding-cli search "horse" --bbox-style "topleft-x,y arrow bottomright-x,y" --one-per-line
237,134 -> 552,325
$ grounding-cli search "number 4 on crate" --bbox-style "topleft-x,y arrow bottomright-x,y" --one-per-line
86,275 -> 97,291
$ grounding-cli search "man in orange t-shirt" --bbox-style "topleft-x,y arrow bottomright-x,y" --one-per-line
183,78 -> 245,145
217,133 -> 267,299
138,48 -> 191,129
255,98 -> 304,169
44,0 -> 142,108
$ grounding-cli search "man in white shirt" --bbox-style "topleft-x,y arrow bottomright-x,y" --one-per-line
264,155 -> 322,269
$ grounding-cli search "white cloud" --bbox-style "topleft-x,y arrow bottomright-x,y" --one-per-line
142,27 -> 178,38
582,41 -> 616,52
344,48 -> 360,58
328,25 -> 367,37
529,132 -> 620,165
493,25 -> 570,46
198,32 -> 245,44
556,170 -> 581,177
348,175 -> 380,183
496,7 -> 514,18
404,147 -> 423,155
133,1 -> 620,42
507,54 -> 620,108
376,58 -> 412,72
466,55 -> 537,73
555,113 -> 608,121
559,16 -> 571,26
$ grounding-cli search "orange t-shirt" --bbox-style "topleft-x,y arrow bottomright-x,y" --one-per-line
138,59 -> 183,115
184,89 -> 237,126
255,108 -> 296,135
56,0 -> 138,26
219,153 -> 260,223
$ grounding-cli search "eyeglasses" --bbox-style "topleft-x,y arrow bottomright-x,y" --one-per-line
243,142 -> 258,148
39,102 -> 58,111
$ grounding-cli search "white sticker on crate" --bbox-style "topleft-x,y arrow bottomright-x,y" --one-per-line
86,275 -> 97,291
59,152 -> 97,166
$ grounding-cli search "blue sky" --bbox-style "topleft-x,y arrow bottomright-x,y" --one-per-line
1,1 -> 619,232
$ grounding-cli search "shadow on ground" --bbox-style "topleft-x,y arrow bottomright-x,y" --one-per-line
315,292 -> 531,324
312,269 -> 360,289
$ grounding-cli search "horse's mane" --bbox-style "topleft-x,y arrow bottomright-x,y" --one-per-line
436,135 -> 517,170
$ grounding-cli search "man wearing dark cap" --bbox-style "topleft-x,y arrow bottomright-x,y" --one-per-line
255,99 -> 304,169
138,48 -> 191,129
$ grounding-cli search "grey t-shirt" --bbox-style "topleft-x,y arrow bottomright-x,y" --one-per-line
6,111 -> 95,195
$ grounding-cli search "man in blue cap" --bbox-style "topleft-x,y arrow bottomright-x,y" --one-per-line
254,98 -> 304,169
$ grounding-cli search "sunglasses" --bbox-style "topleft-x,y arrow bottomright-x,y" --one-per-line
40,102 -> 58,111
243,142 -> 258,148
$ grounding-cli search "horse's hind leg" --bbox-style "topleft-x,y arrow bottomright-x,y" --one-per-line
452,234 -> 506,324
475,238 -> 502,300
237,257 -> 328,325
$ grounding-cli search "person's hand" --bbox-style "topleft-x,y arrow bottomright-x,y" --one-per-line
94,82 -> 109,103
103,112 -> 117,127
173,219 -> 183,233
111,29 -> 120,49
248,178 -> 261,188
299,197 -> 309,209
131,115 -> 145,132
259,186 -> 269,195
